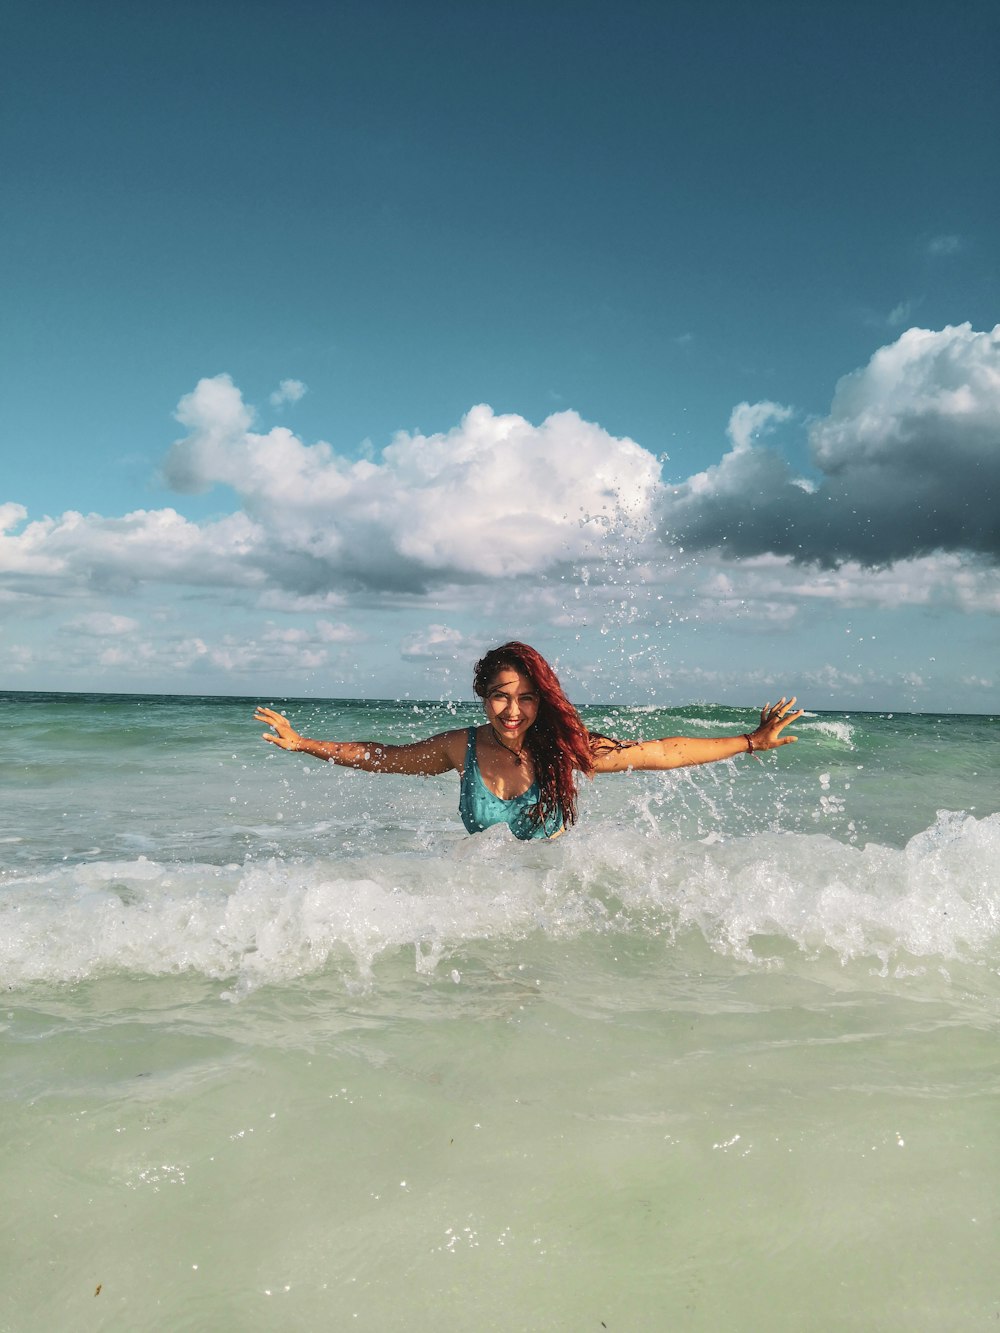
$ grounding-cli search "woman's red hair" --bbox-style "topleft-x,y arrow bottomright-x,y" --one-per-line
473,642 -> 594,829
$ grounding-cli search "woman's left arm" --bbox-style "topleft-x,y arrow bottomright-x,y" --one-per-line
590,698 -> 803,773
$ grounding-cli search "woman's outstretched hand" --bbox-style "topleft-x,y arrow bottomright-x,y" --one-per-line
255,707 -> 302,751
748,697 -> 803,751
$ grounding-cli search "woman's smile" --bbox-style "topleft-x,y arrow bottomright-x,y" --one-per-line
485,667 -> 539,744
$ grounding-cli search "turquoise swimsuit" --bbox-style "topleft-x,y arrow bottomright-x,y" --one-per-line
459,728 -> 564,840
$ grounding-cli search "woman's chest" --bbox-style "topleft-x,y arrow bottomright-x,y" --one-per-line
473,733 -> 536,800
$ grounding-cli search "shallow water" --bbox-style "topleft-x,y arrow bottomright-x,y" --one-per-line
2,692 -> 999,1330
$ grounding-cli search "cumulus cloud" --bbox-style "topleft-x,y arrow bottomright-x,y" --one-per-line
158,380 -> 662,594
3,330 -> 999,640
0,506 -> 264,597
0,378 -> 668,688
663,324 -> 1000,567
164,374 -> 255,494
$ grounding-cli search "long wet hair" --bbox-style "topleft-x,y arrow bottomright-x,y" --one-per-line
473,642 -> 595,829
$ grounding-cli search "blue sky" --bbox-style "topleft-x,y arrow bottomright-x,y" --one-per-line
3,0 -> 998,710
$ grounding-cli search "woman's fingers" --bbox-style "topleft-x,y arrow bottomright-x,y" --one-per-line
255,707 -> 295,747
754,696 -> 803,748
255,707 -> 288,729
761,696 -> 797,726
771,706 -> 804,745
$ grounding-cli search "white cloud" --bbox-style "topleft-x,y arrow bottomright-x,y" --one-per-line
63,612 -> 140,637
693,550 -> 1000,617
0,506 -> 264,596
262,618 -> 361,646
269,379 -> 307,407
316,619 -> 362,643
165,374 -> 254,494
725,400 -> 793,453
8,618 -> 360,685
262,626 -> 314,644
256,590 -> 346,613
1,503 -> 27,533
801,664 -> 865,691
927,234 -> 962,257
4,644 -> 32,672
3,327 -> 999,700
400,624 -> 476,660
159,382 -> 663,592
887,300 -> 917,328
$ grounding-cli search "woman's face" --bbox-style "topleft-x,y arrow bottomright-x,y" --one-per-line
483,667 -> 539,747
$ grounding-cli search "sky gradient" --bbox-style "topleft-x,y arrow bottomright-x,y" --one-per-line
3,0 -> 998,710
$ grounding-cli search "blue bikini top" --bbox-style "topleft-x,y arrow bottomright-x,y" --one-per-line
458,727 -> 564,840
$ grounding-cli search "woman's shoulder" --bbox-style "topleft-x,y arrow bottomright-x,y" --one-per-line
427,727 -> 473,766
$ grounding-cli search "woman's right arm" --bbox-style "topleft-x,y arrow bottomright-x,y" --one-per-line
254,707 -> 465,775
588,698 -> 802,773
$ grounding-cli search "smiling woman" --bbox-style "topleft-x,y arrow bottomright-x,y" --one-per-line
254,642 -> 803,840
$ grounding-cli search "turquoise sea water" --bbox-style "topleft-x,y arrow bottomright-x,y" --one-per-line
2,691 -> 999,1330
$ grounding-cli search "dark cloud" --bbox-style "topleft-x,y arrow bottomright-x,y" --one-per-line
661,324 -> 1000,567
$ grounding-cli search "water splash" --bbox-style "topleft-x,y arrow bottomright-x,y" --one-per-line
3,811 -> 998,993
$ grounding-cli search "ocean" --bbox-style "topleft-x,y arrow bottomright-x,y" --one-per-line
2,690 -> 998,1331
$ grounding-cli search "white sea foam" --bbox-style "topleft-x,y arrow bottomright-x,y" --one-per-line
3,810 -> 997,992
797,718 -> 855,746
669,716 -> 734,731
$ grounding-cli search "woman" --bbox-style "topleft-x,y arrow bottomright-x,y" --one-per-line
254,641 -> 803,840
